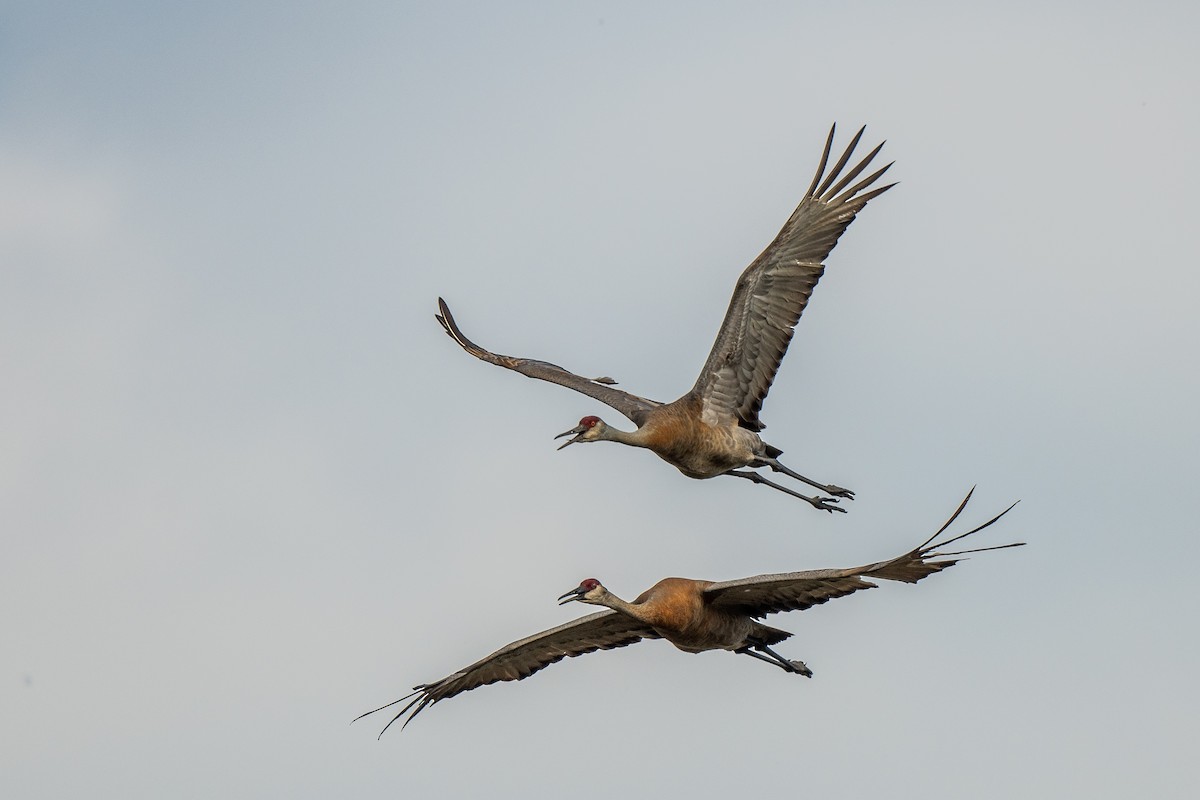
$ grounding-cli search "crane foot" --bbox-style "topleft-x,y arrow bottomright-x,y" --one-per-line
756,456 -> 855,502
789,660 -> 813,678
808,496 -> 847,514
726,469 -> 849,513
742,642 -> 816,675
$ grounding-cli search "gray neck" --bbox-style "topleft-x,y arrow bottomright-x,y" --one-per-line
597,591 -> 648,622
600,425 -> 652,449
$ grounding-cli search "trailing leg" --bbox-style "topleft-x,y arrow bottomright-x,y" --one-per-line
726,470 -> 845,513
735,644 -> 813,677
757,455 -> 854,500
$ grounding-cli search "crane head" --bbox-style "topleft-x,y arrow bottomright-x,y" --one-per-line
554,416 -> 606,450
557,577 -> 605,605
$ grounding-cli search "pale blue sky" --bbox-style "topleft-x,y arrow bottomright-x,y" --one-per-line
3,3 -> 1198,798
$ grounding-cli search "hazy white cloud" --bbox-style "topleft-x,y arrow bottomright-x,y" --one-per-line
0,149 -> 123,259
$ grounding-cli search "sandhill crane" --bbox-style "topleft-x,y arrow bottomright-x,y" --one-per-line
436,125 -> 895,512
356,490 -> 1022,735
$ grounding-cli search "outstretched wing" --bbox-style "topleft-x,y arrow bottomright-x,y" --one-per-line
357,610 -> 660,735
693,125 -> 895,430
703,489 -> 1023,617
436,298 -> 662,425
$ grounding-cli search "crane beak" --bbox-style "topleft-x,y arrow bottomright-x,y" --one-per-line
554,424 -> 587,450
557,586 -> 586,605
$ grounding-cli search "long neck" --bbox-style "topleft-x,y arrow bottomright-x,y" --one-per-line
598,425 -> 653,449
596,591 -> 650,623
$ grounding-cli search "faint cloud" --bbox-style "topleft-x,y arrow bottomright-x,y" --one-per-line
0,147 -> 122,263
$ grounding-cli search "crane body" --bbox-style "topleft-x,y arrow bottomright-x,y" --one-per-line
357,490 -> 1022,735
436,124 -> 896,512
572,576 -> 798,666
565,398 -> 766,479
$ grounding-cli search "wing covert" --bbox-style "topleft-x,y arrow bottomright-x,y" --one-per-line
704,491 -> 1024,618
437,298 -> 661,425
704,570 -> 880,617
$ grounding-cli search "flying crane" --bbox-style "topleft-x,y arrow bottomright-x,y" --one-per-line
437,124 -> 894,511
357,490 -> 1021,735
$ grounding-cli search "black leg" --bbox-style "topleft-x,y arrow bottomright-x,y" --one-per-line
756,643 -> 813,678
726,470 -> 845,513
735,645 -> 813,677
757,456 -> 854,500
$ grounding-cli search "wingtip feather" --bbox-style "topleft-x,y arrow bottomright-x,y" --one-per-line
814,125 -> 867,198
804,124 -> 838,198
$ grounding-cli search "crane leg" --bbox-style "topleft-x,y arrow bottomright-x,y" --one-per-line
736,645 -> 813,677
756,456 -> 854,500
725,470 -> 846,513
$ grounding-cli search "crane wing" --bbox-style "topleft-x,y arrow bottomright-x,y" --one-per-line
703,490 -> 1023,617
436,298 -> 662,425
357,609 -> 660,735
692,125 -> 895,430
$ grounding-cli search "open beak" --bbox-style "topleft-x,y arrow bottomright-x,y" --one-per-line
554,425 -> 587,451
557,586 -> 586,605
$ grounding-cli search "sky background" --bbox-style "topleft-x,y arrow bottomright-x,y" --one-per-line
3,2 -> 1198,797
